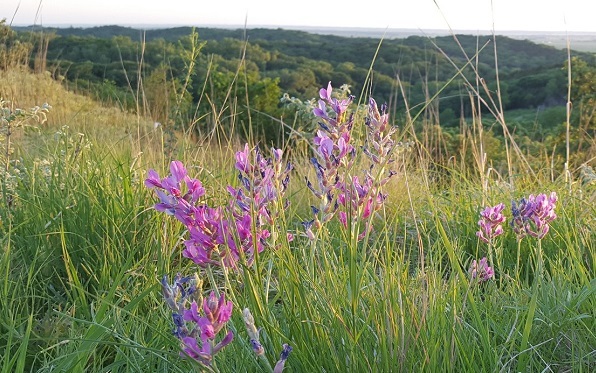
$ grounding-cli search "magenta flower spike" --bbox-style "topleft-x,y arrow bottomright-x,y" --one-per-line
469,257 -> 495,283
235,144 -> 251,173
313,81 -> 354,119
145,161 -> 205,225
182,205 -> 228,267
365,98 -> 397,167
305,83 -> 398,241
527,192 -> 557,238
305,82 -> 357,233
476,203 -> 506,244
511,192 -> 557,239
202,292 -> 233,328
227,144 -> 293,265
179,292 -> 234,365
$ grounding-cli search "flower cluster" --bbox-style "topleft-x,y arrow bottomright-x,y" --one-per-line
146,161 -> 233,266
472,193 -> 558,284
161,274 -> 234,365
304,82 -> 396,240
305,82 -> 356,233
476,203 -> 506,244
468,257 -> 495,283
145,161 -> 205,225
476,193 -> 557,243
511,192 -> 557,239
227,145 -> 293,265
363,98 -> 398,167
147,146 -> 293,368
180,292 -> 234,364
146,146 -> 291,269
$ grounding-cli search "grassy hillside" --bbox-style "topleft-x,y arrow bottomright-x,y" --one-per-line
1,19 -> 595,371
1,60 -> 595,372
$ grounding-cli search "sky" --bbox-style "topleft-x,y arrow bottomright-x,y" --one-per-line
1,0 -> 595,32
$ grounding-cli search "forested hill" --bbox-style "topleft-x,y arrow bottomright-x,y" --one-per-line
16,25 -> 586,73
11,24 -> 595,133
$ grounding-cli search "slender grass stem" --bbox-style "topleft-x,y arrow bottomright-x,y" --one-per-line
517,239 -> 543,371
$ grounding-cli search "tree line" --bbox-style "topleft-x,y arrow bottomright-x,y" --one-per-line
4,22 -> 595,165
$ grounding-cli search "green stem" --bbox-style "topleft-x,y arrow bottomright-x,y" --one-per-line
206,264 -> 220,297
517,239 -> 542,371
515,240 -> 522,282
258,353 -> 274,373
219,258 -> 238,306
487,241 -> 494,277
349,220 -> 358,341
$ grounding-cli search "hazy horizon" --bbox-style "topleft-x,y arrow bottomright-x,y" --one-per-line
2,0 -> 595,33
10,22 -> 596,35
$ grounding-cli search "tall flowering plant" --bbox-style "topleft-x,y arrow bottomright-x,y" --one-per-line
304,82 -> 397,241
470,193 -> 558,288
509,192 -> 558,279
509,192 -> 557,371
145,146 -> 293,368
304,82 -> 356,237
146,147 -> 292,269
227,145 -> 293,265
511,192 -> 557,240
468,257 -> 495,283
303,82 -> 400,342
476,203 -> 506,245
472,203 -> 504,284
161,274 -> 234,366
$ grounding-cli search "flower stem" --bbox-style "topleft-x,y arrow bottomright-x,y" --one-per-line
517,239 -> 542,371
515,240 -> 521,282
206,264 -> 220,297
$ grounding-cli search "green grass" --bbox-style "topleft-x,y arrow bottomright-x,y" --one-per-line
1,69 -> 595,373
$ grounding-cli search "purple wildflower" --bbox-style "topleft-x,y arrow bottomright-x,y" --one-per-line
511,192 -> 557,239
243,308 -> 265,356
306,83 -> 356,233
365,98 -> 397,167
183,292 -> 233,337
182,206 -> 229,267
161,273 -> 199,315
176,292 -> 234,366
145,161 -> 205,225
180,331 -> 234,366
273,344 -> 293,373
319,81 -> 333,102
305,84 -> 398,241
235,144 -> 251,173
469,257 -> 495,283
226,145 -> 293,265
146,145 -> 292,269
161,273 -> 200,339
180,336 -> 213,365
314,81 -> 353,118
476,203 -> 506,244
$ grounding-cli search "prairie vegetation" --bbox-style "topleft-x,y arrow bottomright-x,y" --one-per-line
1,20 -> 595,372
